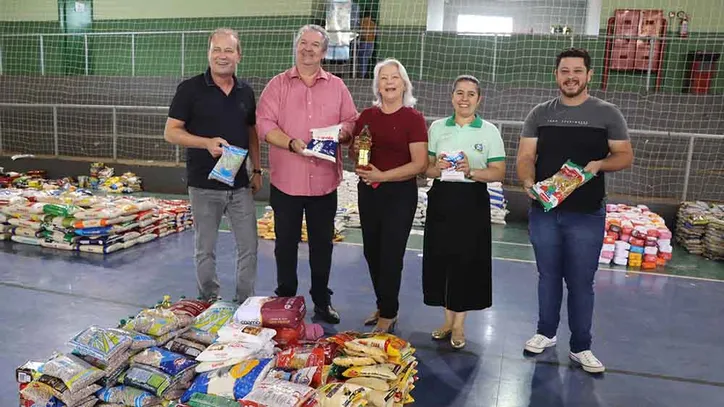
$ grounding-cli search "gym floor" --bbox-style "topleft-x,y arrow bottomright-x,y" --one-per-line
2,201 -> 723,407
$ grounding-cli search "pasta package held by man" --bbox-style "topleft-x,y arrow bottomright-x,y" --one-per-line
208,145 -> 249,187
303,124 -> 342,163
530,160 -> 594,212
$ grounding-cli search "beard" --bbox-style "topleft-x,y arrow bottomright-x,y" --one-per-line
559,79 -> 588,98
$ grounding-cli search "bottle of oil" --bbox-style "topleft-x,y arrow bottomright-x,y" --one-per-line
356,125 -> 372,170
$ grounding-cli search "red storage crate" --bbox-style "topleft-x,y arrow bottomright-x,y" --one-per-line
614,10 -> 640,35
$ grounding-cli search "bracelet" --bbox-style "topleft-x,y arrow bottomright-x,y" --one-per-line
288,139 -> 295,152
252,169 -> 262,174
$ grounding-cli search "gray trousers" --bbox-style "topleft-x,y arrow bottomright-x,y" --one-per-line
188,186 -> 258,302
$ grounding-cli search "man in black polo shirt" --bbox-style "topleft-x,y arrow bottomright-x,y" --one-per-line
516,48 -> 634,373
164,28 -> 261,303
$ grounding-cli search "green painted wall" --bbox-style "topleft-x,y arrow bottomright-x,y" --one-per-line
601,0 -> 724,33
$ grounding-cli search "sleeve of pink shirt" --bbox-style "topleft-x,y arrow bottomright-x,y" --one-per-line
255,74 -> 282,142
336,78 -> 359,137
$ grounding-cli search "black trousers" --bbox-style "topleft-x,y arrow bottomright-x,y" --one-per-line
358,179 -> 418,319
270,184 -> 337,308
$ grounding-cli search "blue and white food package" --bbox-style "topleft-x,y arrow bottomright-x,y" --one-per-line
439,151 -> 466,182
487,182 -> 508,225
303,124 -> 342,163
208,145 -> 249,187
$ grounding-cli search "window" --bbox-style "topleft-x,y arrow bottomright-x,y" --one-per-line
457,15 -> 513,35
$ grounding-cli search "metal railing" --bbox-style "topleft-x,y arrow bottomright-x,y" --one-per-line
1,102 -> 722,202
2,28 -> 722,87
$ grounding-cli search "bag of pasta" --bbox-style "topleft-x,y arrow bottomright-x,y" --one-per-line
530,160 -> 594,212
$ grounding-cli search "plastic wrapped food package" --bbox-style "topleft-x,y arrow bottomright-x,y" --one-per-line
181,358 -> 273,402
182,301 -> 237,345
216,322 -> 277,345
208,145 -> 249,187
96,385 -> 161,407
131,347 -> 198,376
68,326 -> 133,367
239,378 -> 316,407
233,296 -> 306,328
530,160 -> 594,212
303,124 -> 342,163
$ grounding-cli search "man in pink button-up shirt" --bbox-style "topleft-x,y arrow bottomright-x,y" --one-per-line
256,24 -> 358,324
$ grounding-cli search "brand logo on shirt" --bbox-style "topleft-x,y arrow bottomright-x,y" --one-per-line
474,143 -> 484,152
546,119 -> 589,126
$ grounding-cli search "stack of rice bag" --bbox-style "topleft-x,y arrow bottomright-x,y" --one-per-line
18,295 -> 421,407
488,182 -> 508,225
18,297 -> 212,407
675,201 -> 724,260
0,189 -> 193,253
598,204 -> 673,269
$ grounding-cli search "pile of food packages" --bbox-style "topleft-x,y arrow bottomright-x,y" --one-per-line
598,204 -> 674,269
675,201 -> 724,260
260,171 -> 509,240
0,164 -> 142,194
0,188 -> 192,253
256,208 -> 346,243
17,295 -> 419,407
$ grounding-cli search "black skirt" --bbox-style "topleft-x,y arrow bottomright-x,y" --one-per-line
422,179 -> 493,312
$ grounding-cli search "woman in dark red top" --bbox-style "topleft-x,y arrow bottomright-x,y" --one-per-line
351,58 -> 429,333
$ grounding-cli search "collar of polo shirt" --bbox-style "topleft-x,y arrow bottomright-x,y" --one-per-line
287,66 -> 330,82
204,67 -> 243,89
445,114 -> 483,128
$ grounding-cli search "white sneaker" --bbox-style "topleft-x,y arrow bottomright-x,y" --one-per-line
569,350 -> 605,373
524,334 -> 557,354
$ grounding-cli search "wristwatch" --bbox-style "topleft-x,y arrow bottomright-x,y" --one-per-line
252,169 -> 262,175
288,139 -> 295,152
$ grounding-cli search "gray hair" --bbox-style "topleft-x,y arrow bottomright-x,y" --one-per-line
294,24 -> 330,51
208,28 -> 241,55
372,58 -> 417,107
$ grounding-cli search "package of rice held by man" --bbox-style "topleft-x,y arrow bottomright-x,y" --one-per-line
208,145 -> 249,187
530,160 -> 594,212
303,124 -> 342,163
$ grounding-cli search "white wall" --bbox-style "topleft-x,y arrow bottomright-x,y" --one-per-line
428,0 -> 591,34
0,0 -> 57,21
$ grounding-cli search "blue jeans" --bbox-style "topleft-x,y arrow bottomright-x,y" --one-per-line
529,205 -> 605,353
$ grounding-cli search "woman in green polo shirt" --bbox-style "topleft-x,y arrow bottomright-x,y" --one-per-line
423,75 -> 506,349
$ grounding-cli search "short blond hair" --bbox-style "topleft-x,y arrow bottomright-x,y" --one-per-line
208,28 -> 241,55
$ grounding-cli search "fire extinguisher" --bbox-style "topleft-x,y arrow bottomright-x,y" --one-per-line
677,11 -> 689,38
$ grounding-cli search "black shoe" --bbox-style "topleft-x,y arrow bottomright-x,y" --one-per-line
314,305 -> 341,324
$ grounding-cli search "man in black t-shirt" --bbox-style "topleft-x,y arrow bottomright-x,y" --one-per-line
164,28 -> 262,303
516,48 -> 634,374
